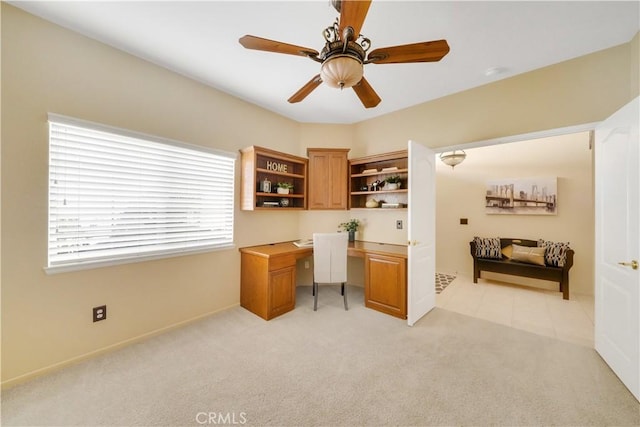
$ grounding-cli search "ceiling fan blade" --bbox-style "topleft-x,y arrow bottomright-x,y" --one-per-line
239,35 -> 319,58
339,0 -> 372,40
288,75 -> 323,104
352,77 -> 381,108
367,40 -> 450,64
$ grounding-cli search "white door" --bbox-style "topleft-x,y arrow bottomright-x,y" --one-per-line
407,140 -> 436,326
595,96 -> 639,401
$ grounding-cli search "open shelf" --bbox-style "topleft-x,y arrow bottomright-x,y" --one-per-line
240,146 -> 308,211
349,150 -> 408,210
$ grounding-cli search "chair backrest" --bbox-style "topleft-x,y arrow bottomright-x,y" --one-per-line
313,232 -> 348,284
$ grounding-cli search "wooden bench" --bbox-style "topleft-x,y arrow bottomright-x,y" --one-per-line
469,238 -> 574,299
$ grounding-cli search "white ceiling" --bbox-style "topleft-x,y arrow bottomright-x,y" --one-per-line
10,1 -> 640,124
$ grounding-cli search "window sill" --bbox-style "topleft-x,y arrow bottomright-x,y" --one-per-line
44,244 -> 236,275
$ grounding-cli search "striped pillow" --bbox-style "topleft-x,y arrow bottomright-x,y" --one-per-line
538,240 -> 570,267
474,237 -> 502,259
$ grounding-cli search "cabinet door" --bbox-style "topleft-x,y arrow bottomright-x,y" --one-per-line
268,266 -> 296,319
308,149 -> 348,210
365,254 -> 407,319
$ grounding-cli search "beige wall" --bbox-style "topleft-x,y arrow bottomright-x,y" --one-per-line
630,32 -> 639,99
2,2 -> 637,386
435,132 -> 594,295
354,40 -> 635,152
1,4 -> 304,385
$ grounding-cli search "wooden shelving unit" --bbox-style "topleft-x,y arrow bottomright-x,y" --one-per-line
240,146 -> 308,211
349,150 -> 409,210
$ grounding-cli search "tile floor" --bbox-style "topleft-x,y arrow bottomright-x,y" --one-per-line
436,275 -> 595,348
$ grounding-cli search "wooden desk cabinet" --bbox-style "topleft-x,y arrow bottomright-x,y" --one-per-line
239,241 -> 407,320
240,245 -> 311,320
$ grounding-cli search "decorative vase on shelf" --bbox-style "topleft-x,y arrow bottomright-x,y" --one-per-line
365,199 -> 379,208
387,183 -> 400,190
348,230 -> 355,242
277,187 -> 290,194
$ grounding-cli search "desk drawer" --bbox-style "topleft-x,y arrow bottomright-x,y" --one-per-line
269,254 -> 296,271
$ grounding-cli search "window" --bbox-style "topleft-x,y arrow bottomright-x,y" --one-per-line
47,114 -> 236,273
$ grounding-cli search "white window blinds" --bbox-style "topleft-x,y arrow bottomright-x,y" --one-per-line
48,114 -> 235,271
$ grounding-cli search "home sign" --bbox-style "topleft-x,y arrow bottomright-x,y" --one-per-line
266,161 -> 288,173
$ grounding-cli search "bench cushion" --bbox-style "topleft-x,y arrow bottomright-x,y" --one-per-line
473,236 -> 501,259
501,245 -> 513,258
538,240 -> 571,267
511,244 -> 546,265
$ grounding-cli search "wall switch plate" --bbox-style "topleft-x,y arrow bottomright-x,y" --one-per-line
396,220 -> 403,229
304,261 -> 310,269
93,305 -> 107,322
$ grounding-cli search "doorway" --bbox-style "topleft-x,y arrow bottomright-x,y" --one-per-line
433,130 -> 595,347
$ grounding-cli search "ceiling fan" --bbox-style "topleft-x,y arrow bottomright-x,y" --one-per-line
239,0 -> 449,109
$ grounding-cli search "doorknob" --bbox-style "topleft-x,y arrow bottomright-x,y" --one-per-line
618,260 -> 639,270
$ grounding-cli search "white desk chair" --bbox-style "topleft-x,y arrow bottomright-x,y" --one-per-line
312,232 -> 348,311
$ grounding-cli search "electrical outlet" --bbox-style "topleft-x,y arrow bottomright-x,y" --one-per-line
396,220 -> 403,229
304,261 -> 310,269
93,305 -> 107,322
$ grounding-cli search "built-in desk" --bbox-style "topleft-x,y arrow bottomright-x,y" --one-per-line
239,241 -> 408,320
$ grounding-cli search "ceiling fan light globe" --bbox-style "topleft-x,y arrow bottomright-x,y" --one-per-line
320,55 -> 363,89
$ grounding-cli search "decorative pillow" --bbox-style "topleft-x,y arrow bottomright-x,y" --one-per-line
511,244 -> 546,266
501,245 -> 513,259
538,240 -> 570,267
474,237 -> 502,259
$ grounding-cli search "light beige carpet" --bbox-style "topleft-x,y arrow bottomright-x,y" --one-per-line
2,286 -> 639,426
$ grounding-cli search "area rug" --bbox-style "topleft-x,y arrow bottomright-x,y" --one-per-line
436,272 -> 456,294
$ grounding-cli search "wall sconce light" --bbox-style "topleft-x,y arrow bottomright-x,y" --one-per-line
439,150 -> 466,169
